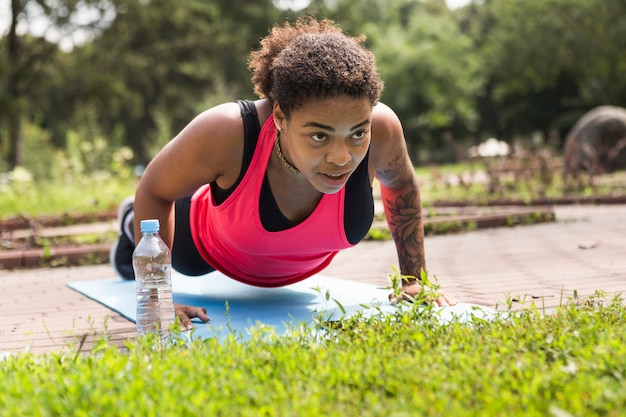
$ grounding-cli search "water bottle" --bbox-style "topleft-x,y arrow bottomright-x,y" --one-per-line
132,219 -> 175,338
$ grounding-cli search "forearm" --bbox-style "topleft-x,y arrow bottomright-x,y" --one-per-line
380,180 -> 426,280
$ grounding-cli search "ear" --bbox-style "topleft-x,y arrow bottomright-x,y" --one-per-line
272,102 -> 286,131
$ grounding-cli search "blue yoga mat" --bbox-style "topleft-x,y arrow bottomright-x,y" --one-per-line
68,271 -> 495,341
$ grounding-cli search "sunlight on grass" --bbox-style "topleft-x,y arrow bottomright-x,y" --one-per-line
2,155 -> 625,221
415,158 -> 626,204
0,178 -> 138,219
1,293 -> 625,416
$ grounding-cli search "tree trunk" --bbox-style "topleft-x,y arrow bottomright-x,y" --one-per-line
8,110 -> 22,170
7,0 -> 23,169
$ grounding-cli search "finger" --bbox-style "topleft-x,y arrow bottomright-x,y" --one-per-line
444,293 -> 458,306
435,294 -> 458,307
175,305 -> 211,329
194,307 -> 210,323
447,294 -> 459,305
388,292 -> 417,305
176,309 -> 194,331
388,293 -> 399,305
184,306 -> 210,323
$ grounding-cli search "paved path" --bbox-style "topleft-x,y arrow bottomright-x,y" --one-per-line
329,205 -> 626,308
1,205 -> 625,354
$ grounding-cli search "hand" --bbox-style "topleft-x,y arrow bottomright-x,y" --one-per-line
174,303 -> 210,330
389,280 -> 458,307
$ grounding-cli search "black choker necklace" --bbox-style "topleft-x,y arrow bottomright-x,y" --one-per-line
274,130 -> 303,175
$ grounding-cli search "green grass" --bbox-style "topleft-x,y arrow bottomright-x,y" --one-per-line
415,160 -> 626,204
2,291 -> 626,416
2,160 -> 624,220
0,177 -> 138,220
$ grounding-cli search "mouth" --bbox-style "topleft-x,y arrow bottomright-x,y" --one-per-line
324,172 -> 348,180
320,171 -> 351,188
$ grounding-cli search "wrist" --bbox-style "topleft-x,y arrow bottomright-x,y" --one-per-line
401,275 -> 419,285
400,268 -> 426,285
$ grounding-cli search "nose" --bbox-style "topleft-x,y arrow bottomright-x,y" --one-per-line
326,142 -> 351,167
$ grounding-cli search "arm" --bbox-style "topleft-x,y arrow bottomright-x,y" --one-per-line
371,104 -> 457,306
371,104 -> 425,279
133,102 -> 246,247
379,153 -> 426,279
133,101 -> 249,327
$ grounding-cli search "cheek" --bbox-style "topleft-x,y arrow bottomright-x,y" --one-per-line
303,149 -> 326,166
352,141 -> 370,162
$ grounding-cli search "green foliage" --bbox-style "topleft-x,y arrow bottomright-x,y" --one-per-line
64,0 -> 282,163
366,226 -> 392,241
4,0 -> 626,172
15,121 -> 58,180
424,219 -> 478,235
2,294 -> 626,415
415,156 -> 626,204
471,0 -> 626,139
386,266 -> 444,305
303,0 -> 481,163
370,6 -> 480,160
0,100 -> 137,218
481,0 -> 626,100
0,176 -> 137,219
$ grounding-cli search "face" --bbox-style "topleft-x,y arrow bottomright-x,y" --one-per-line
273,96 -> 373,194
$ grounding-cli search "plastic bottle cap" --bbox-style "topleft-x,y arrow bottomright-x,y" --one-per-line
140,219 -> 160,233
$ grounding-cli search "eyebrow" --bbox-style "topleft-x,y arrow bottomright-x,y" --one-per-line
302,119 -> 371,132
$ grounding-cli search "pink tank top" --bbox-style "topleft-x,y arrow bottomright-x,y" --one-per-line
189,117 -> 354,287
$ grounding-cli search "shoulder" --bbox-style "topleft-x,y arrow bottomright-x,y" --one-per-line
181,99 -> 273,185
368,102 -> 416,187
371,102 -> 403,137
369,102 -> 406,163
178,99 -> 271,161
187,99 -> 272,138
168,102 -> 246,176
139,99 -> 273,201
144,102 -> 247,195
183,101 -> 244,140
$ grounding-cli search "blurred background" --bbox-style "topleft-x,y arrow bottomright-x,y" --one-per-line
1,0 -> 626,217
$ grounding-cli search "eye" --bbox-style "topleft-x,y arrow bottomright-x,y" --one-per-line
352,130 -> 368,140
311,133 -> 327,142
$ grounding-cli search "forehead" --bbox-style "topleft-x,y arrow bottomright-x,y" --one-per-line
290,96 -> 373,128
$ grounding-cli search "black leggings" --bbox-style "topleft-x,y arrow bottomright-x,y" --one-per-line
172,196 -> 216,276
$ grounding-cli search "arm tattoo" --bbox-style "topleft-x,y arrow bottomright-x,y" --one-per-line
377,149 -> 426,278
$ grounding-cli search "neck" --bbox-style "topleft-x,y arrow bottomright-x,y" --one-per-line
274,130 -> 303,176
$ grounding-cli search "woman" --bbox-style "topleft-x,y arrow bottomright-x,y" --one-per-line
111,18 -> 457,330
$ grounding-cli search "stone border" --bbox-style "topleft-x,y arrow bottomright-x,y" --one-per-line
1,205 -> 556,270
0,244 -> 110,269
430,194 -> 626,207
0,211 -> 117,233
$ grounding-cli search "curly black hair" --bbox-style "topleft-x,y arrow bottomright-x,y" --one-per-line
248,18 -> 384,118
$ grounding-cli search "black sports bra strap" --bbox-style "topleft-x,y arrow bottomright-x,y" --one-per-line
212,101 -> 262,205
237,99 -> 261,156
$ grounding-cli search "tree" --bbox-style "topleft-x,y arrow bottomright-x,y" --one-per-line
1,0 -> 114,170
474,0 -> 626,143
68,0 -> 282,162
370,6 -> 480,162
302,0 -> 481,162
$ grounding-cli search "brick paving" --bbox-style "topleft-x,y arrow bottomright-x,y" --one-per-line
1,204 -> 625,355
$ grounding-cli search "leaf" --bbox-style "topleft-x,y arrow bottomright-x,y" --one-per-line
332,298 -> 346,315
